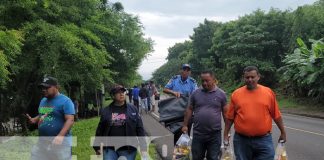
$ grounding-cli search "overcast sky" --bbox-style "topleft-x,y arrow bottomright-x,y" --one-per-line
111,0 -> 317,80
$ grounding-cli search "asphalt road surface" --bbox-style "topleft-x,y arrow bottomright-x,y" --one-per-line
271,114 -> 324,160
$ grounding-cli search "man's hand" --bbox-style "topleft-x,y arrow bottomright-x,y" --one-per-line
223,134 -> 230,145
52,136 -> 64,145
25,114 -> 38,124
173,91 -> 181,98
181,126 -> 188,134
278,132 -> 287,143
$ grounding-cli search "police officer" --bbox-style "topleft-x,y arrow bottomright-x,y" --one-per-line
163,64 -> 198,97
163,64 -> 198,144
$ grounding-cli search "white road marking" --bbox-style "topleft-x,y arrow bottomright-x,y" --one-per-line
273,124 -> 324,137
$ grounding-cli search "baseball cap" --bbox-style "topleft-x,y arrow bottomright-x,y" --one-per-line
110,85 -> 127,95
39,76 -> 58,88
182,64 -> 191,69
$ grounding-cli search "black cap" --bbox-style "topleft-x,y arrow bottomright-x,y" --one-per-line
39,76 -> 58,88
110,85 -> 126,95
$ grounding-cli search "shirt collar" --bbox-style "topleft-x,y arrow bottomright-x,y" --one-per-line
179,76 -> 189,84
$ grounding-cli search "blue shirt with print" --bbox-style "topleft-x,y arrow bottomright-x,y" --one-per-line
38,94 -> 75,145
165,75 -> 198,97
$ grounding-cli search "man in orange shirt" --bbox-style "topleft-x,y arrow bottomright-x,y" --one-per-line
223,66 -> 287,160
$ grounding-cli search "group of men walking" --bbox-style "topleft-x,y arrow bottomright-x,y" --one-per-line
164,64 -> 286,160
25,63 -> 287,160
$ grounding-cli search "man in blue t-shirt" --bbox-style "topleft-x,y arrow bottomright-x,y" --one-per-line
132,85 -> 140,110
26,76 -> 75,160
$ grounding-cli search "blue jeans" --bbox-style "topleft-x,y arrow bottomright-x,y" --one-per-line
233,132 -> 275,160
191,131 -> 221,160
103,147 -> 137,160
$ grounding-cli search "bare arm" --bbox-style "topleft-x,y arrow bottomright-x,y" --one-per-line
52,115 -> 74,145
274,116 -> 287,142
181,105 -> 193,133
223,118 -> 233,143
25,114 -> 39,124
163,88 -> 180,98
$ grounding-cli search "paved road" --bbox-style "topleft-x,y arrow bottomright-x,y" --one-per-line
147,95 -> 324,160
271,114 -> 324,160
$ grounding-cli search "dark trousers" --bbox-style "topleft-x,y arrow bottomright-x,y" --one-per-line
147,97 -> 151,111
133,99 -> 139,110
191,131 -> 222,160
129,95 -> 132,103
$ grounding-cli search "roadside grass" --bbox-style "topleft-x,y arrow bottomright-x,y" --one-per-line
72,117 -> 99,160
277,96 -> 302,109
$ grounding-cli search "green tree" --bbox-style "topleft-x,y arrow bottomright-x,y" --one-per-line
279,38 -> 324,102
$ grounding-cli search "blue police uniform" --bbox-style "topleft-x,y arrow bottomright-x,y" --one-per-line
165,75 -> 198,97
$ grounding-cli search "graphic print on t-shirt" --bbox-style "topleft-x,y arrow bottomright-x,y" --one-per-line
111,113 -> 126,126
38,106 -> 54,126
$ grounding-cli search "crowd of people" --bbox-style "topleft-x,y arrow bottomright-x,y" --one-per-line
128,80 -> 159,114
25,64 -> 287,160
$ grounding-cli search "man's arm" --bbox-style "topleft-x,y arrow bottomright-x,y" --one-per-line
274,117 -> 287,142
52,115 -> 74,145
25,114 -> 40,124
223,118 -> 233,143
181,105 -> 193,133
163,88 -> 180,98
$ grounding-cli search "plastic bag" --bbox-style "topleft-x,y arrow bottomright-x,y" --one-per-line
220,144 -> 234,160
274,140 -> 288,160
173,133 -> 191,160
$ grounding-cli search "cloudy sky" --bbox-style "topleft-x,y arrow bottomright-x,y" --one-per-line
111,0 -> 317,80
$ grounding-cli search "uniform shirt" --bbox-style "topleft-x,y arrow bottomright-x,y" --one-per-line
190,87 -> 227,136
165,75 -> 198,96
226,84 -> 282,136
38,94 -> 75,145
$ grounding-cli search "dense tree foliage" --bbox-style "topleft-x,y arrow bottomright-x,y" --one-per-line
0,0 -> 152,135
152,0 -> 324,104
279,38 -> 324,102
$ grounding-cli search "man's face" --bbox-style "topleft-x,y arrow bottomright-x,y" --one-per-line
113,91 -> 126,102
243,70 -> 260,90
201,73 -> 215,91
181,67 -> 191,79
42,86 -> 58,98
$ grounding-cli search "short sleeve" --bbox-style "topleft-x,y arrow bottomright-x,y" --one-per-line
63,99 -> 75,115
225,94 -> 235,120
269,90 -> 281,120
221,93 -> 227,108
165,78 -> 174,89
192,82 -> 198,91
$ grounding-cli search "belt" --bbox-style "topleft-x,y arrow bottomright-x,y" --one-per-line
236,132 -> 271,139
